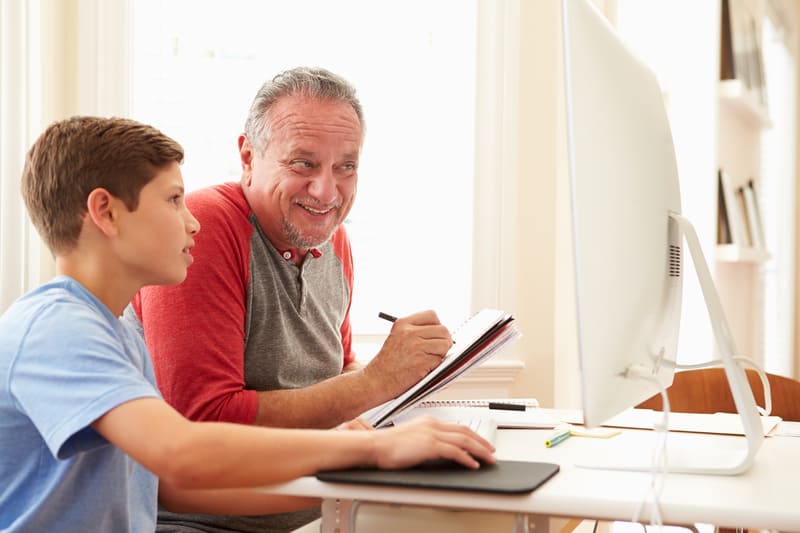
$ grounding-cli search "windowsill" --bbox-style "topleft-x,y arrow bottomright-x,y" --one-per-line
352,341 -> 385,362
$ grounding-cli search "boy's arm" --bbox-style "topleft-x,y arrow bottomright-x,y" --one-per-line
91,397 -> 355,489
91,397 -> 494,492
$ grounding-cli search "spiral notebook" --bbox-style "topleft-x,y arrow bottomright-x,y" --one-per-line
361,309 -> 521,428
418,398 -> 539,408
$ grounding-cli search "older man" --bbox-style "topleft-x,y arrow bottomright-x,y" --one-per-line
124,67 -> 453,533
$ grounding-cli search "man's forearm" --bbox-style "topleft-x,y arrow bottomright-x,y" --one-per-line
343,360 -> 364,373
253,368 -> 388,428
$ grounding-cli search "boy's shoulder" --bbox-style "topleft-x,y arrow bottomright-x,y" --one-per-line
4,276 -> 91,311
0,277 -> 112,340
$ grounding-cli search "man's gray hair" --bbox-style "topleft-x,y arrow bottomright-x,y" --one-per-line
244,66 -> 365,154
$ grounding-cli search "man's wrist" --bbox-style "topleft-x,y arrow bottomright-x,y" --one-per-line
352,364 -> 386,405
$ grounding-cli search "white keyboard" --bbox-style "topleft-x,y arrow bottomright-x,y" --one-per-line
458,418 -> 498,446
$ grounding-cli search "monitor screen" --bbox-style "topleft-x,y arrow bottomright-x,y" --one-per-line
561,0 -> 765,475
562,0 -> 683,428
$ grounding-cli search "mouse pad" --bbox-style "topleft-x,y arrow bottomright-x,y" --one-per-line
315,459 -> 559,494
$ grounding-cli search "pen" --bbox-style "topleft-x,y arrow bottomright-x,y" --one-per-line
378,311 -> 455,344
545,429 -> 571,448
378,312 -> 397,323
488,402 -> 526,412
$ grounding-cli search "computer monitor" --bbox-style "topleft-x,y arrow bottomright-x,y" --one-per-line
562,0 -> 764,475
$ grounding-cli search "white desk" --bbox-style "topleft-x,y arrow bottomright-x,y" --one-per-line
257,419 -> 800,532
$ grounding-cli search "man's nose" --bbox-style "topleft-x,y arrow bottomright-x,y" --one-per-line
307,168 -> 338,204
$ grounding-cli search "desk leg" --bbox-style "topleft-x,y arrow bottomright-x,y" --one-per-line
522,514 -> 554,533
320,498 -> 354,533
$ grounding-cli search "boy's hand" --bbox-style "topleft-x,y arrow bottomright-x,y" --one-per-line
336,417 -> 374,431
369,416 -> 496,470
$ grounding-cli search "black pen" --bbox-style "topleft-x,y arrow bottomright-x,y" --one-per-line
378,312 -> 397,323
488,402 -> 526,412
379,311 -> 456,345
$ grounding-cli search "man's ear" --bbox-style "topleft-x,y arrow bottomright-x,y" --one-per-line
239,134 -> 254,186
86,188 -> 120,237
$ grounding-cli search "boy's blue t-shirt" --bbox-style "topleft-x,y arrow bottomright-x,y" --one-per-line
0,276 -> 161,532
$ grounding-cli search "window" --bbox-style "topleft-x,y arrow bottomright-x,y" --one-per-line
760,13 -> 797,376
132,1 -> 478,348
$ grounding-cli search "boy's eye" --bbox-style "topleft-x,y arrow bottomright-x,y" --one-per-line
170,195 -> 181,205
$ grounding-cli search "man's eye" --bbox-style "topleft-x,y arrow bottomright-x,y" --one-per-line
291,160 -> 313,169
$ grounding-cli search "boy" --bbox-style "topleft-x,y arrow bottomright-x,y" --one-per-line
0,116 -> 494,532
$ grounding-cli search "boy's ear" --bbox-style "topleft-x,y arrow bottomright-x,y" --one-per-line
86,188 -> 121,237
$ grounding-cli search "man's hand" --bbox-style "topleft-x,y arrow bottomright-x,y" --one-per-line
362,310 -> 452,400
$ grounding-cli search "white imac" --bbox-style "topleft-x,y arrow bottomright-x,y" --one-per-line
562,0 -> 764,474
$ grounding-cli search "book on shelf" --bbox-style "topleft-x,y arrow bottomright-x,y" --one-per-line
736,186 -> 754,246
720,0 -> 735,81
748,179 -> 766,245
718,169 -> 748,246
730,0 -> 752,89
723,0 -> 768,110
361,308 -> 521,428
717,172 -> 733,244
742,179 -> 766,249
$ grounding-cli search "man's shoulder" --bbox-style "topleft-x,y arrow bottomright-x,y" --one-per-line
187,182 -> 249,216
328,225 -> 353,263
330,224 -> 351,248
186,182 -> 254,241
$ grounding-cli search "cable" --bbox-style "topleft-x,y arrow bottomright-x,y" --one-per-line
627,355 -> 771,532
624,365 -> 667,530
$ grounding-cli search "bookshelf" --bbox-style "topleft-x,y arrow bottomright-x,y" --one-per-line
715,0 -> 772,363
716,244 -> 770,263
718,79 -> 772,129
716,0 -> 771,262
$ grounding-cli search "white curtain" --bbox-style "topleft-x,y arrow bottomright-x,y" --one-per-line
0,0 -> 43,313
0,0 -> 130,313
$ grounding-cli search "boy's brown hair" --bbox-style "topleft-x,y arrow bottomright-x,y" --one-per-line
21,116 -> 184,255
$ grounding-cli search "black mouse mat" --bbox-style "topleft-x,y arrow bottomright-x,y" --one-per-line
316,459 -> 559,494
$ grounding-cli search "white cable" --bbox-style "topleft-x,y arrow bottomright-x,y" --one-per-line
626,366 -> 667,530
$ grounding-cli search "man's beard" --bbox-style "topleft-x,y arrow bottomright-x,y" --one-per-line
283,218 -> 337,249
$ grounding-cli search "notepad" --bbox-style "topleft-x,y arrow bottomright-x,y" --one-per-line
361,309 -> 521,428
563,408 -> 783,436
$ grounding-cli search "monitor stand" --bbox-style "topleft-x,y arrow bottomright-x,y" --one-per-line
577,212 -> 764,476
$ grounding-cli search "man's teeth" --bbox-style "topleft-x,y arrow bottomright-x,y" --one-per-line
302,205 -> 333,215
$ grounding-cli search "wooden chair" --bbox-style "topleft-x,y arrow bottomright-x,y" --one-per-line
637,367 -> 800,421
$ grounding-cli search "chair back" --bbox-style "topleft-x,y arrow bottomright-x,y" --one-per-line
637,367 -> 800,422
